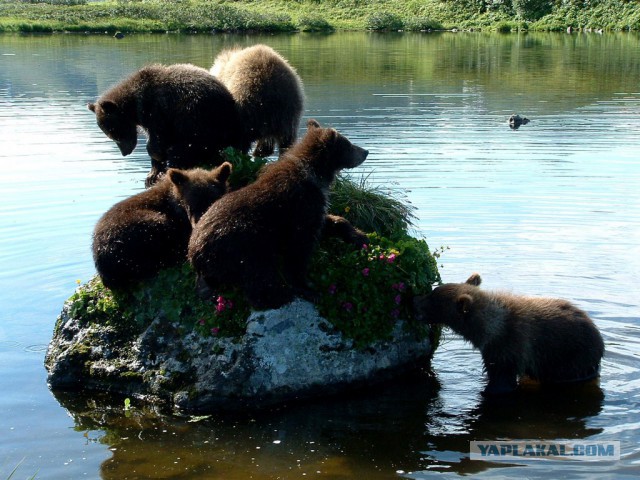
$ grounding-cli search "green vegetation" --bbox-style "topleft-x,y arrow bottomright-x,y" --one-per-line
0,0 -> 638,33
66,150 -> 441,347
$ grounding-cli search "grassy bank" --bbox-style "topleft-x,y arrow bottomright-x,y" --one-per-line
0,0 -> 639,34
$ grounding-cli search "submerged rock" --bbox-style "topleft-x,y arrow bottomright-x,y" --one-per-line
46,298 -> 433,413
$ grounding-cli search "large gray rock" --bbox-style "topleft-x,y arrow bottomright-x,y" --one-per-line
46,298 -> 432,413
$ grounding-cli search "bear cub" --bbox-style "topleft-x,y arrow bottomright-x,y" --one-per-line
89,63 -> 248,187
211,44 -> 304,158
413,274 -> 604,394
93,162 -> 232,290
188,119 -> 368,310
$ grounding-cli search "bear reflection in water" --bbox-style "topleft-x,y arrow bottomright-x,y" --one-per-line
413,274 -> 604,395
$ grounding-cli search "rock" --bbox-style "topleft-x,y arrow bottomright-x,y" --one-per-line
45,298 -> 433,413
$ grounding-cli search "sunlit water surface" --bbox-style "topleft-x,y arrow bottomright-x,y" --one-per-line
1,32 -> 639,479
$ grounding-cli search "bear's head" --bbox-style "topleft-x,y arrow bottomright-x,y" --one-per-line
301,119 -> 368,179
88,100 -> 138,156
413,273 -> 486,338
167,162 -> 232,225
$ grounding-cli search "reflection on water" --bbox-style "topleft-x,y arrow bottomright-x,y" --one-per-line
1,31 -> 639,479
52,371 -> 606,479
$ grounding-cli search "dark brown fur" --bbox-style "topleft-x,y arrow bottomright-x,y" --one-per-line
93,163 -> 231,290
413,274 -> 604,394
211,44 -> 304,158
88,63 -> 248,187
188,120 -> 368,310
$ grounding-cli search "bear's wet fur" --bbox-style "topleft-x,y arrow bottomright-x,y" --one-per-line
413,273 -> 604,394
93,163 -> 232,290
211,44 -> 304,158
188,119 -> 368,310
88,63 -> 248,187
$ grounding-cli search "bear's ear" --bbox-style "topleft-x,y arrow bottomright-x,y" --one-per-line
466,273 -> 482,286
100,100 -> 119,115
307,119 -> 321,130
167,168 -> 188,188
214,161 -> 232,183
87,102 -> 96,112
320,127 -> 338,145
456,293 -> 473,316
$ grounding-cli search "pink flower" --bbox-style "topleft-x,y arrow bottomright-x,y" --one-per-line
362,244 -> 368,250
342,302 -> 354,312
328,284 -> 337,295
379,254 -> 386,261
362,267 -> 370,277
198,318 -> 206,326
387,253 -> 397,264
394,294 -> 402,305
211,327 -> 220,336
216,296 -> 226,313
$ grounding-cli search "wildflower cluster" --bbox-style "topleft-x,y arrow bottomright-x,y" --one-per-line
193,291 -> 248,338
67,263 -> 250,339
310,233 -> 440,348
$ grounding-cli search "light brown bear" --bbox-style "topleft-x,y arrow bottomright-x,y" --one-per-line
93,163 -> 232,290
88,63 -> 248,187
188,120 -> 368,310
413,274 -> 604,394
211,44 -> 304,158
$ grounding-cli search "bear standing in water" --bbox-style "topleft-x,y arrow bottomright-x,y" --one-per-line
413,274 -> 604,394
88,64 -> 248,187
93,163 -> 232,290
211,44 -> 304,158
188,120 -> 368,310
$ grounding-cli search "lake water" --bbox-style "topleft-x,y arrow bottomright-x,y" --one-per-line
1,31 -> 639,479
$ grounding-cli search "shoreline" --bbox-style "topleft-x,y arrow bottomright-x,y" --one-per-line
0,1 -> 638,35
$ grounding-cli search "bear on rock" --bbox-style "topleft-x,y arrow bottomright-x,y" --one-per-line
88,63 -> 248,187
93,163 -> 232,290
188,119 -> 368,310
211,44 -> 304,158
413,273 -> 605,395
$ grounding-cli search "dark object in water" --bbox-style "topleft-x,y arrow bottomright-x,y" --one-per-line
509,114 -> 530,129
114,32 -> 125,39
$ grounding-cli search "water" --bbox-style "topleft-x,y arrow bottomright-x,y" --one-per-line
1,31 -> 639,479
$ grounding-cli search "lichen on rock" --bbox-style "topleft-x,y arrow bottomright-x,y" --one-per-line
46,295 -> 435,412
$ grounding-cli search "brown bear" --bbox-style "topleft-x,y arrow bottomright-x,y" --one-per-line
188,119 -> 368,310
413,273 -> 604,395
211,44 -> 304,158
93,162 -> 232,290
88,63 -> 248,187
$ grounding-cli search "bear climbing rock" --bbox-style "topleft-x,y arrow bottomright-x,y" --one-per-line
188,119 -> 368,310
211,44 -> 304,158
93,163 -> 232,290
413,273 -> 604,395
88,63 -> 248,187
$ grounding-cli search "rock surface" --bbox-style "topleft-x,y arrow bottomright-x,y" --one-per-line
46,298 -> 432,412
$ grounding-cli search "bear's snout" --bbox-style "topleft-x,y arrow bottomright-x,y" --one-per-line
349,146 -> 369,168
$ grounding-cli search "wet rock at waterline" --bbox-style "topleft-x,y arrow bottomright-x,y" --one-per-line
45,298 -> 433,412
